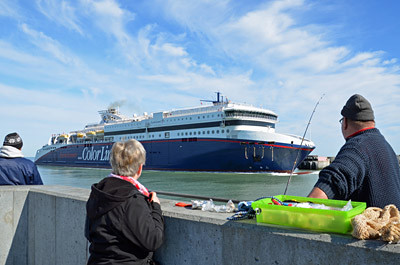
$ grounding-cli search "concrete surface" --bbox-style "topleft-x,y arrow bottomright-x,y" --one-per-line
0,185 -> 399,265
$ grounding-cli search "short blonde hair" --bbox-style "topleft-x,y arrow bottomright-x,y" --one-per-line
110,139 -> 146,176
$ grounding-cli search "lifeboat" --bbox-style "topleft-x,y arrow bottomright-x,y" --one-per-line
77,132 -> 85,138
86,131 -> 96,136
56,134 -> 69,144
58,134 -> 68,140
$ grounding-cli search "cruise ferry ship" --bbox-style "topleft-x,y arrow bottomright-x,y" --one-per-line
35,93 -> 315,172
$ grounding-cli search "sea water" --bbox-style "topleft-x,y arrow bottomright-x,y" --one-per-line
37,165 -> 319,202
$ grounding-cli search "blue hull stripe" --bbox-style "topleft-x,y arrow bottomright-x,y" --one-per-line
35,138 -> 314,172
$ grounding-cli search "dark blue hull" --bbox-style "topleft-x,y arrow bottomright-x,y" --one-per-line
35,138 -> 314,172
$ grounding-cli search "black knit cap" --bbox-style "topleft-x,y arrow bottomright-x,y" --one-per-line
341,94 -> 375,121
3,132 -> 23,149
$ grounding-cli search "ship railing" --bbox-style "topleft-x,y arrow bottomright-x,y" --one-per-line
169,105 -> 225,117
74,139 -> 108,144
283,133 -> 313,142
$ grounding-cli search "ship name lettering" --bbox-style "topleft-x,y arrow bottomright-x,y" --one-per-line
81,146 -> 110,161
100,146 -> 110,161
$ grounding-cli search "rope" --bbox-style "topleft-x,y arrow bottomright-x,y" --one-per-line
227,210 -> 256,221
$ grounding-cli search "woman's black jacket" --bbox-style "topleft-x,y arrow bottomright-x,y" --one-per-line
85,177 -> 164,264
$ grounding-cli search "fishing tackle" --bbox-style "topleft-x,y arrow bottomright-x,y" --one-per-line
283,94 -> 325,195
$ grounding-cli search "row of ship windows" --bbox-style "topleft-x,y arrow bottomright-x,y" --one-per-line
169,114 -> 222,121
120,129 -> 230,140
177,129 -> 229,136
110,114 -> 223,129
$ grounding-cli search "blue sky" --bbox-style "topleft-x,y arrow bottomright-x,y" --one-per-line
0,0 -> 399,157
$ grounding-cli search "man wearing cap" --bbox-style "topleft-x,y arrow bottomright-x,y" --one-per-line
0,132 -> 43,185
308,94 -> 400,208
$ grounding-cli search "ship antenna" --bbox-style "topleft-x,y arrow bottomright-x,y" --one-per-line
283,94 -> 325,195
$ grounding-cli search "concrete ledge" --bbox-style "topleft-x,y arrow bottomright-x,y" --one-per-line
0,186 -> 399,265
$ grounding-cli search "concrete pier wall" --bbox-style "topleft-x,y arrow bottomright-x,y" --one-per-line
0,186 -> 399,265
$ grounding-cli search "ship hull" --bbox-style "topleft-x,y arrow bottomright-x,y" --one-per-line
35,138 -> 314,172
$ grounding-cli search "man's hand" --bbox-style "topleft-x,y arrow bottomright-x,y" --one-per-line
308,187 -> 328,199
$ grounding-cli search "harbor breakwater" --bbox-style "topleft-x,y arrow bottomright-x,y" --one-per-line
299,155 -> 400,170
1,185 -> 399,265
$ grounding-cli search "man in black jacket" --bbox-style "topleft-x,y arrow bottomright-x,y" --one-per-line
85,140 -> 164,264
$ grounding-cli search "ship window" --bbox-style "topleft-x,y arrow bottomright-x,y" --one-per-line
207,131 -> 210,134
185,132 -> 188,136
216,130 -> 219,133
198,131 -> 201,135
202,131 -> 205,134
227,129 -> 230,133
189,132 -> 192,135
194,132 -> 196,135
224,110 -> 278,120
203,116 -> 205,118
222,130 -> 225,133
198,116 -> 200,119
212,130 -> 214,134
177,133 -> 180,136
190,117 -> 192,120
159,134 -> 161,137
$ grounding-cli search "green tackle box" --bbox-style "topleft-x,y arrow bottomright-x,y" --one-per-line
251,195 -> 366,234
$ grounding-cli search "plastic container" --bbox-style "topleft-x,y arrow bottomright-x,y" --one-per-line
251,195 -> 366,234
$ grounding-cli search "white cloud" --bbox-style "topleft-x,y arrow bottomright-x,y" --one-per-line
0,83 -> 104,156
36,0 -> 84,35
83,0 -> 135,48
383,58 -> 397,65
156,43 -> 188,57
0,0 -> 20,18
20,23 -> 79,65
0,40 -> 44,64
138,74 -> 190,84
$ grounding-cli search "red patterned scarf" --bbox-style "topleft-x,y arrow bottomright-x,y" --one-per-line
109,173 -> 150,197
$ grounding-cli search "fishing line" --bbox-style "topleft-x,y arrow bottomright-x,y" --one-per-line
283,94 -> 325,195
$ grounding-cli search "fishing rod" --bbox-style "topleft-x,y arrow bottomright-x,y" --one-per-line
283,94 -> 325,195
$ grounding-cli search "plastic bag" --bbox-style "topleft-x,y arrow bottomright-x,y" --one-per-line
341,200 -> 353,211
191,199 -> 235,213
295,202 -> 342,211
191,200 -> 206,209
213,200 -> 235,213
293,200 -> 353,211
202,199 -> 215,211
